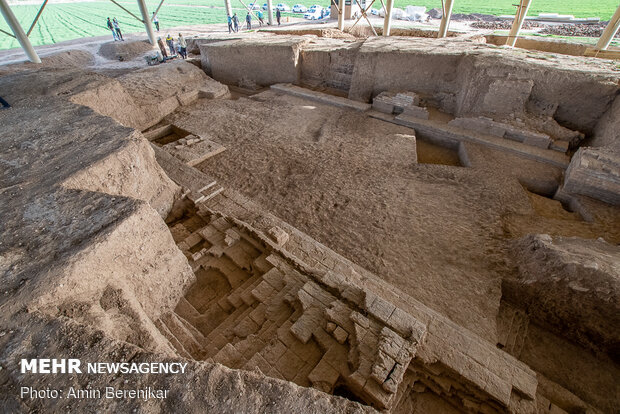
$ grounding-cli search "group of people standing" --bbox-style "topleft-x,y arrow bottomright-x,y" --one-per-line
157,33 -> 188,60
106,17 -> 124,41
106,11 -> 161,42
227,9 -> 270,33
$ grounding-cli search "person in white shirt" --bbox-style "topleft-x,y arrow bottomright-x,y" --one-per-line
152,12 -> 160,31
178,33 -> 187,59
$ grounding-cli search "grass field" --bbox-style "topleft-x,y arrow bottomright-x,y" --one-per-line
1,0 -> 617,50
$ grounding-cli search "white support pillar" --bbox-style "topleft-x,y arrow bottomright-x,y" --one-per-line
136,0 -> 156,45
0,0 -> 41,63
267,0 -> 273,25
224,0 -> 232,19
506,0 -> 531,47
437,0 -> 453,38
595,4 -> 620,51
383,0 -> 394,36
337,0 -> 344,30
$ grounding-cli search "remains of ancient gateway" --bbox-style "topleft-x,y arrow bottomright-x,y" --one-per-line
0,31 -> 618,413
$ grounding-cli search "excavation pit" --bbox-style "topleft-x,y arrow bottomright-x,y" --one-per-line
2,29 -> 620,414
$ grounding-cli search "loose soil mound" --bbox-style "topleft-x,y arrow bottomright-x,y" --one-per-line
98,39 -> 155,61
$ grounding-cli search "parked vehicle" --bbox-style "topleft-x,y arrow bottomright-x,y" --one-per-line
248,2 -> 261,9
304,7 -> 323,19
292,4 -> 307,12
262,3 -> 273,10
275,3 -> 290,11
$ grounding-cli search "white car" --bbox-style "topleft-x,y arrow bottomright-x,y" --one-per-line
248,2 -> 261,9
275,3 -> 290,11
304,7 -> 324,19
292,4 -> 307,12
307,4 -> 322,12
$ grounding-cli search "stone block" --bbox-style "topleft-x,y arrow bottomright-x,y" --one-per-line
290,309 -> 322,344
251,280 -> 276,303
550,140 -> 570,153
261,339 -> 287,365
308,358 -> 340,392
367,296 -> 396,324
378,327 -> 406,360
268,226 -> 290,246
372,99 -> 395,114
233,318 -> 259,338
350,311 -> 370,329
371,350 -> 395,383
224,228 -> 240,246
276,349 -> 306,381
563,147 -> 620,205
522,132 -> 551,149
249,304 -> 267,326
363,376 -> 391,409
449,117 -> 506,137
244,352 -> 271,375
402,105 -> 429,120
333,326 -> 348,344
387,307 -> 425,342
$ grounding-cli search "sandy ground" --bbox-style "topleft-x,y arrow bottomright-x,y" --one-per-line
164,90 -> 544,342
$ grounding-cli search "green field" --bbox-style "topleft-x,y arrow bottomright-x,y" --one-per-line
1,0 -> 617,50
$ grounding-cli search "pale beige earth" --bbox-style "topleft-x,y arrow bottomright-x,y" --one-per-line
1,23 -> 619,414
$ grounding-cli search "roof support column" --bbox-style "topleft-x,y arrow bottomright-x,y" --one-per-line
383,0 -> 393,36
136,0 -> 156,45
595,4 -> 620,51
224,0 -> 232,18
338,0 -> 345,30
506,0 -> 531,47
437,0 -> 453,38
0,0 -> 41,63
267,0 -> 273,25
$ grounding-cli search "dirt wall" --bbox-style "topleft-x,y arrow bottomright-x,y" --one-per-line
485,35 -> 588,56
348,37 -> 619,135
591,92 -> 620,150
200,37 -> 308,87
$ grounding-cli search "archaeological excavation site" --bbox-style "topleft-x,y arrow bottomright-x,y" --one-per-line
0,25 -> 619,414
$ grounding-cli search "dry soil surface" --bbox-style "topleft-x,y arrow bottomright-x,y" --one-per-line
164,90 -> 542,342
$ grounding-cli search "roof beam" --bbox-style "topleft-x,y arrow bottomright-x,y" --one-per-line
595,3 -> 620,51
437,0 -> 454,38
383,0 -> 394,36
26,0 -> 48,37
0,0 -> 41,63
506,0 -> 531,47
136,0 -> 156,45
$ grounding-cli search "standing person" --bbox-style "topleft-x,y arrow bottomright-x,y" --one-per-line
232,13 -> 239,32
257,9 -> 264,26
245,12 -> 252,30
178,33 -> 187,59
113,18 -> 124,41
152,12 -> 160,32
276,8 -> 281,25
107,17 -> 118,41
165,34 -> 175,56
227,14 -> 233,33
157,37 -> 168,59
